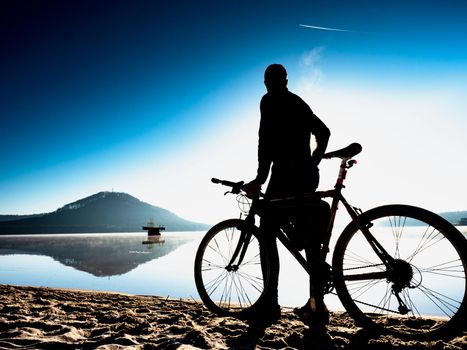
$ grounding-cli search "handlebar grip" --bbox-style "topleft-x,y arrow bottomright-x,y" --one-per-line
211,177 -> 244,189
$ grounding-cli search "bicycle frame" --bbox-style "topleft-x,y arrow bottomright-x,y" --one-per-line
226,156 -> 394,286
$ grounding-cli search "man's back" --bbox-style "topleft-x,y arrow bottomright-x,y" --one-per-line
259,89 -> 322,165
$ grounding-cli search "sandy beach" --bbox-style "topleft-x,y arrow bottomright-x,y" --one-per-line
0,284 -> 465,349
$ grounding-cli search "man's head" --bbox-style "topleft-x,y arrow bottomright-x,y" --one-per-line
264,64 -> 287,92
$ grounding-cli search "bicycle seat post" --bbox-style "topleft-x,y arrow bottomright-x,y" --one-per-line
335,158 -> 351,189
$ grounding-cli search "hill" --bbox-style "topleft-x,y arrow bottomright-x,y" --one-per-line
0,192 -> 210,234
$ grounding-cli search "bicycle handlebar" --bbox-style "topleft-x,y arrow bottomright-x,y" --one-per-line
211,178 -> 245,194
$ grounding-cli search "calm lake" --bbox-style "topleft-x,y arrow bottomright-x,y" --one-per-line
0,231 -> 339,309
1,228 -> 466,315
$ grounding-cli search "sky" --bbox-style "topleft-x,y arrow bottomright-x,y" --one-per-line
1,0 -> 466,225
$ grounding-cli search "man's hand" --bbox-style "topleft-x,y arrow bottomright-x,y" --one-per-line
311,154 -> 322,166
243,179 -> 262,198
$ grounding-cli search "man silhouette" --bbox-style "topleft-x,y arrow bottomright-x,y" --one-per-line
245,64 -> 331,329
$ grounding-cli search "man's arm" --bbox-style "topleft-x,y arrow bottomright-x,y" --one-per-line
308,107 -> 330,161
244,97 -> 272,196
256,111 -> 272,184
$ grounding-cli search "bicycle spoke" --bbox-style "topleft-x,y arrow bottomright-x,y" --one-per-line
208,239 -> 228,265
230,274 -> 242,308
417,284 -> 461,317
224,228 -> 234,262
402,288 -> 422,317
389,215 -> 406,259
234,273 -> 253,307
202,258 -> 226,271
399,288 -> 416,317
205,270 -> 229,297
346,278 -> 386,301
419,259 -> 465,279
344,249 -> 381,268
219,271 -> 233,309
217,270 -> 261,310
205,271 -> 227,295
350,291 -> 401,314
241,252 -> 261,267
406,226 -> 445,263
374,283 -> 392,315
237,270 -> 264,293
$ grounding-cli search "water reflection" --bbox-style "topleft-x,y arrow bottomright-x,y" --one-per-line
142,235 -> 165,245
0,233 -> 193,277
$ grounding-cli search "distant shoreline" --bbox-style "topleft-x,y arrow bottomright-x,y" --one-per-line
0,229 -> 207,236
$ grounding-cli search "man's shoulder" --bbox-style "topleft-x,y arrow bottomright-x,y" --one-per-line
260,92 -> 272,100
260,90 -> 309,107
260,93 -> 272,107
261,90 -> 300,100
287,90 -> 306,102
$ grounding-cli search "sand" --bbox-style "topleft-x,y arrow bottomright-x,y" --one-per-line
0,284 -> 465,350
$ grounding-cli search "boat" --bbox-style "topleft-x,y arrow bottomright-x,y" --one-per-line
142,219 -> 166,245
142,219 -> 165,236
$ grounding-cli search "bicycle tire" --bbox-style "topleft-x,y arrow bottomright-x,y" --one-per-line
194,219 -> 271,317
333,204 -> 467,339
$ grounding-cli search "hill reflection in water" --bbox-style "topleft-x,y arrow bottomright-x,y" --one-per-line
0,233 -> 195,277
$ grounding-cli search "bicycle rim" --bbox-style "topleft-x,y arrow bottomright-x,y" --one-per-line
333,205 -> 467,339
194,219 -> 270,317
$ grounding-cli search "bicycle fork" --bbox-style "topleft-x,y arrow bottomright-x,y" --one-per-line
225,222 -> 253,271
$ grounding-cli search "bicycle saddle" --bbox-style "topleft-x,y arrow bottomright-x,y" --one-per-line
323,143 -> 362,159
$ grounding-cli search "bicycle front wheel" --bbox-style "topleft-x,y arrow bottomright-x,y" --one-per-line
194,219 -> 270,317
333,205 -> 467,339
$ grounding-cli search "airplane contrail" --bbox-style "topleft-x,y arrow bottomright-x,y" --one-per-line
299,24 -> 353,32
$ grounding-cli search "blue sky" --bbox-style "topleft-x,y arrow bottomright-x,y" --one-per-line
1,0 -> 466,223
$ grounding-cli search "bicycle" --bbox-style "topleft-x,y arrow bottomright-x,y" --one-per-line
194,143 -> 467,339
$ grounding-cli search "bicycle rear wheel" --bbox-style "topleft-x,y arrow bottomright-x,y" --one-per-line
333,205 -> 467,339
194,219 -> 270,317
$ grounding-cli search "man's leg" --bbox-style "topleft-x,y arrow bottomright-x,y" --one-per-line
246,215 -> 280,326
292,244 -> 329,329
259,216 -> 279,307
